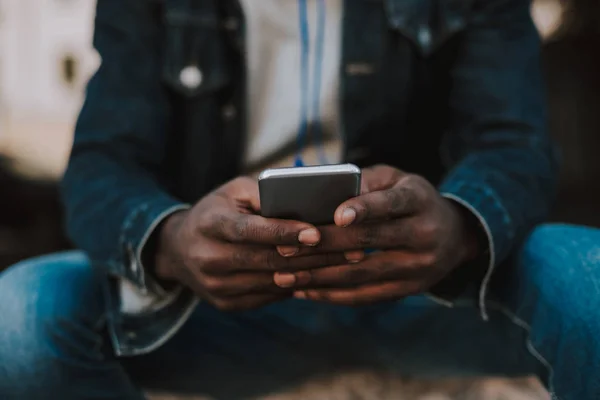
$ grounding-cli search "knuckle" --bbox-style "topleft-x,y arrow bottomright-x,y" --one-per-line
266,224 -> 291,243
195,211 -> 214,233
264,250 -> 281,270
202,276 -> 228,295
384,188 -> 404,214
415,220 -> 439,246
196,248 -> 223,273
229,248 -> 248,267
403,174 -> 424,188
185,247 -> 205,268
358,225 -> 379,247
209,212 -> 231,237
233,219 -> 250,240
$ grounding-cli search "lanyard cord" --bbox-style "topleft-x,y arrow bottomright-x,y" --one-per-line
295,0 -> 327,167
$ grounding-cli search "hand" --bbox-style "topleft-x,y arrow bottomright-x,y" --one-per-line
273,165 -> 480,306
155,177 -> 351,311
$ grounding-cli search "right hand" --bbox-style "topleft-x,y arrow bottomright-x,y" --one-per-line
154,177 -> 353,311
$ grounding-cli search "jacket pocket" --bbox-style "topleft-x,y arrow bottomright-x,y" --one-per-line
384,0 -> 474,56
161,0 -> 232,97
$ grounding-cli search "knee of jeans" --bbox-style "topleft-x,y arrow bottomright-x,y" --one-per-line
519,224 -> 600,321
0,251 -> 105,374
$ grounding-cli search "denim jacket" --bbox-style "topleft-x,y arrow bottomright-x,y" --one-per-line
61,0 -> 558,356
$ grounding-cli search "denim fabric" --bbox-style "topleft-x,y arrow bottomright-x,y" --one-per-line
59,0 -> 558,355
1,225 -> 598,400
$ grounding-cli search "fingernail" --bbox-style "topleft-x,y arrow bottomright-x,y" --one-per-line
294,291 -> 307,299
345,250 -> 365,263
274,273 -> 296,288
277,246 -> 299,257
298,228 -> 320,246
341,208 -> 357,227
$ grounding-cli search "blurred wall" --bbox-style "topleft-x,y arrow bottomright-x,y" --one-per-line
0,0 -> 98,178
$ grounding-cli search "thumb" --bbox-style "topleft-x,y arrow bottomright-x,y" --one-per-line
361,165 -> 405,194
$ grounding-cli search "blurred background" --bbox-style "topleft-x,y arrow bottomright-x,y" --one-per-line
0,1 -> 598,398
4,0 -> 598,270
0,0 -> 568,180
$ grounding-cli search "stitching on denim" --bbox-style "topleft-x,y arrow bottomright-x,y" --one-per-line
481,184 -> 514,237
114,297 -> 200,357
445,298 -> 560,400
424,293 -> 455,308
440,192 -> 497,321
133,203 -> 191,298
118,202 -> 150,252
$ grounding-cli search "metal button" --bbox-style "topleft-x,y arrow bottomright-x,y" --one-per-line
179,65 -> 203,89
223,17 -> 239,32
222,104 -> 237,120
418,26 -> 432,50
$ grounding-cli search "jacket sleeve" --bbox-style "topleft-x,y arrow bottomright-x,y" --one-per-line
61,0 -> 189,295
434,0 -> 559,318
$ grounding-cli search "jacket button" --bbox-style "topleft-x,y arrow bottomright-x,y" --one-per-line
418,26 -> 432,50
222,104 -> 237,120
179,65 -> 203,90
223,17 -> 239,31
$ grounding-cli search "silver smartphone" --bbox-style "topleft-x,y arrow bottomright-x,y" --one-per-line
258,163 -> 361,225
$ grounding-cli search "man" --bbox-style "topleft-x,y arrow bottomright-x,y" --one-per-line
0,0 -> 598,399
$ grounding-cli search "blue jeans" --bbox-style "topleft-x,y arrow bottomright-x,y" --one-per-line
0,224 -> 598,400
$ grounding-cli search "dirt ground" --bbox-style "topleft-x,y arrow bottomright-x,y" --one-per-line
147,373 -> 549,400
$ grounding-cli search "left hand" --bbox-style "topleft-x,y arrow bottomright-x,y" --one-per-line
273,165 -> 481,306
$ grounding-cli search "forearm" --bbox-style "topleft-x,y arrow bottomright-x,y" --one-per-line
427,0 -> 559,315
61,0 -> 189,294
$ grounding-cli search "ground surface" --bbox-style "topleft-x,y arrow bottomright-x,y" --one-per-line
147,373 -> 549,400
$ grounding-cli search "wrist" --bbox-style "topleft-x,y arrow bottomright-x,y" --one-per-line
444,198 -> 482,264
154,210 -> 188,282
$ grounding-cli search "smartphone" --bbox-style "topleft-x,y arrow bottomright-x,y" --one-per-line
258,163 -> 361,225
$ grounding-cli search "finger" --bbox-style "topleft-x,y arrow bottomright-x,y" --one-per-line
273,251 -> 426,289
211,211 -> 320,246
360,165 -> 405,193
202,244 -> 352,274
276,245 -> 365,263
209,293 -> 290,312
335,181 -> 424,226
314,220 -> 420,252
218,176 -> 262,212
201,272 -> 289,297
294,280 -> 422,306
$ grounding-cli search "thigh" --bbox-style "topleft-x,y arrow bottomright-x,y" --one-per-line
496,224 -> 600,398
125,295 -> 542,399
0,251 -> 105,367
0,251 -> 141,400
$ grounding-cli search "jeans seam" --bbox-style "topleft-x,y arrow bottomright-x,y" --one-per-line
447,298 -> 560,400
440,192 -> 498,321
